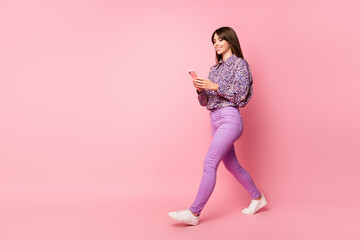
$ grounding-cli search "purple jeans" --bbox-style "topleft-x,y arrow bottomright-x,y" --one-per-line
189,106 -> 261,216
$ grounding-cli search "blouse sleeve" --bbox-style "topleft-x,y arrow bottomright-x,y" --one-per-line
216,59 -> 253,106
197,89 -> 208,106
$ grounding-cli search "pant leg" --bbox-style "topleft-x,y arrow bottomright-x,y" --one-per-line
222,145 -> 262,199
189,118 -> 243,216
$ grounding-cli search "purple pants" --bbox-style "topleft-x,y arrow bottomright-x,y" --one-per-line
189,106 -> 261,216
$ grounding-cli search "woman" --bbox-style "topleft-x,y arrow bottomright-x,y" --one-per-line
168,27 -> 267,226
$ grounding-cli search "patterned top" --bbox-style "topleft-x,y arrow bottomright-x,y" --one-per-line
196,54 -> 253,111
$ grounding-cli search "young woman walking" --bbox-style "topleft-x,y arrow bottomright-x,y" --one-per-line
168,27 -> 267,226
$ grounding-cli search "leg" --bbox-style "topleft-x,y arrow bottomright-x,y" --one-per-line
222,145 -> 262,199
189,122 -> 243,216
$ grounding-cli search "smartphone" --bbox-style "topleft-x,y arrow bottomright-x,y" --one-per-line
188,69 -> 198,79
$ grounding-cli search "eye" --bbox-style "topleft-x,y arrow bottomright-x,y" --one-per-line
213,39 -> 222,44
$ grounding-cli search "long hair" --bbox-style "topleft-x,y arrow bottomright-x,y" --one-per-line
211,27 -> 244,65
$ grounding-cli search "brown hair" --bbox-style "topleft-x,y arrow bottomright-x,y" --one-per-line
211,26 -> 244,64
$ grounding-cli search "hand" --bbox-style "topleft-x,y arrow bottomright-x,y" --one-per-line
192,79 -> 202,92
193,77 -> 218,91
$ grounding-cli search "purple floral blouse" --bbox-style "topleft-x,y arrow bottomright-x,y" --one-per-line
196,54 -> 253,111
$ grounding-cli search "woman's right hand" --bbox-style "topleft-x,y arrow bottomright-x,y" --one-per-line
192,78 -> 202,92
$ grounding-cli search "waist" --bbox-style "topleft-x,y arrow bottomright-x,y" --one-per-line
210,106 -> 239,113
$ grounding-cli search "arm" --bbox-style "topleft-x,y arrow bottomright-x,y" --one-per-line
215,60 -> 253,106
195,66 -> 215,107
196,89 -> 208,106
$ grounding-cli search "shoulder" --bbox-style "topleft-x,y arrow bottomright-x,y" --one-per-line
210,64 -> 217,70
236,58 -> 252,75
236,57 -> 249,67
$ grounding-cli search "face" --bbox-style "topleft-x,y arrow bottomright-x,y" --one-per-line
212,33 -> 231,55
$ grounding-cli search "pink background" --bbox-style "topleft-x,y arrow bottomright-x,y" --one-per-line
1,0 -> 359,239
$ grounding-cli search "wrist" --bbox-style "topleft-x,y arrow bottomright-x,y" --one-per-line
213,83 -> 219,91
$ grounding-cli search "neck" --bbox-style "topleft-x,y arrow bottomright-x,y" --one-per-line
221,51 -> 233,62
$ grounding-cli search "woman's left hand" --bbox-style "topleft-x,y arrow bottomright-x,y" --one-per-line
194,77 -> 219,91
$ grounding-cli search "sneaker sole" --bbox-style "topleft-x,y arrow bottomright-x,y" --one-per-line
168,212 -> 199,226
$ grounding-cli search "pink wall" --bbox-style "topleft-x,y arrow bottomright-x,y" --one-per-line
0,0 -> 359,238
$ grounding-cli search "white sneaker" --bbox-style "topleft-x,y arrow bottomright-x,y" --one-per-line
241,193 -> 267,215
168,209 -> 199,226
